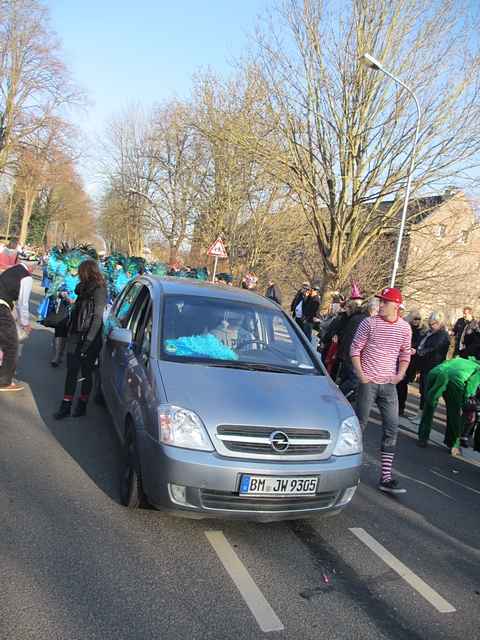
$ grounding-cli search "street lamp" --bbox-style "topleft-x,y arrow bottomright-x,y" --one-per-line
360,53 -> 421,288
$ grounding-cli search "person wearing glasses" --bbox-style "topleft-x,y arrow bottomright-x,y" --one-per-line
412,311 -> 450,422
396,311 -> 426,417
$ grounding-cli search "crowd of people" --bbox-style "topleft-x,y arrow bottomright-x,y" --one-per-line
289,281 -> 480,485
1,238 -> 479,495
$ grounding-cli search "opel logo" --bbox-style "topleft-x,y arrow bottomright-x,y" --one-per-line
269,430 -> 290,453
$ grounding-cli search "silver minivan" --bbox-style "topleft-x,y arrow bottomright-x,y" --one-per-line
99,276 -> 362,522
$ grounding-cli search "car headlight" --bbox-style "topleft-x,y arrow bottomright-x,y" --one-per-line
332,416 -> 363,456
157,405 -> 213,451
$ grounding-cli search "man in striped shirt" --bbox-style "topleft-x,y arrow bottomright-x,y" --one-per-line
350,287 -> 412,494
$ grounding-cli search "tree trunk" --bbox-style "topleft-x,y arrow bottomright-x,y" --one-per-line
319,270 -> 340,313
169,245 -> 178,264
19,192 -> 35,245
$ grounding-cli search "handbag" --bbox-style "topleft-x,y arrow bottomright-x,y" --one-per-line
41,299 -> 68,328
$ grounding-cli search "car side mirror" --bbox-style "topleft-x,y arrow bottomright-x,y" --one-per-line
109,327 -> 133,346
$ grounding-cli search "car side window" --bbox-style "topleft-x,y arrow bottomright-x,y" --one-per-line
126,287 -> 150,337
129,292 -> 152,367
116,282 -> 144,327
139,310 -> 153,367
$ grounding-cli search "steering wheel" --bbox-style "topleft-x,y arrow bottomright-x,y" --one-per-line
237,339 -> 294,363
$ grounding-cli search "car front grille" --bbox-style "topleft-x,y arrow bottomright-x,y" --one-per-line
216,425 -> 331,456
200,489 -> 339,512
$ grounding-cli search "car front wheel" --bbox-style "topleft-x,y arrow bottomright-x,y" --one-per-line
120,426 -> 147,508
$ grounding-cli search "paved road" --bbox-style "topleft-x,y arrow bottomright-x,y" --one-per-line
1,286 -> 479,639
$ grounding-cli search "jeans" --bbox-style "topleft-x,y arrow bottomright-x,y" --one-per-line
0,305 -> 18,386
355,382 -> 399,453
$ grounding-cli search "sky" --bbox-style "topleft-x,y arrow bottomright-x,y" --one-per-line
47,0 -> 269,191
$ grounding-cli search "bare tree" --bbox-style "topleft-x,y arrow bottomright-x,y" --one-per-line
14,116 -> 76,244
98,106 -> 155,255
142,100 -> 209,262
226,0 -> 480,303
0,0 -> 82,174
192,71 -> 291,274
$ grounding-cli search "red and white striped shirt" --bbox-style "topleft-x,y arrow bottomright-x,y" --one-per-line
350,315 -> 412,384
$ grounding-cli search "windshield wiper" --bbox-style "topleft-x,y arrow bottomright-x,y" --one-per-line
207,361 -> 312,374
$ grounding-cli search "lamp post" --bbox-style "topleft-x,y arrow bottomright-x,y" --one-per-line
361,53 -> 421,288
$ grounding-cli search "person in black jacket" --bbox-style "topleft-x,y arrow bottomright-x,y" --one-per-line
290,282 -> 310,313
321,305 -> 349,374
265,280 -> 282,305
54,260 -> 107,419
396,311 -> 426,416
416,311 -> 451,411
338,298 -> 378,398
458,319 -> 480,359
0,263 -> 33,391
452,307 -> 473,355
301,285 -> 321,341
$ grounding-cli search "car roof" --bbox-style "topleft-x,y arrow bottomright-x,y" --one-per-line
141,275 -> 276,308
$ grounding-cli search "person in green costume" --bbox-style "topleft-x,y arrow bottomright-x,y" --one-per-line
418,356 -> 480,455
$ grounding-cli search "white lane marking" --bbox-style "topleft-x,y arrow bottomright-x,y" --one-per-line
205,531 -> 284,633
394,469 -> 454,499
349,528 -> 456,613
430,469 -> 480,495
363,451 -> 453,499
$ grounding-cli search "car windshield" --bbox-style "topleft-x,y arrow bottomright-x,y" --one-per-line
161,294 -> 321,374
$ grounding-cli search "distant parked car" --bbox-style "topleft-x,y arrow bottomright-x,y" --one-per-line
99,277 -> 362,522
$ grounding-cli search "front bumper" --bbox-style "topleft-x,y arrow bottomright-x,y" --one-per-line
137,430 -> 362,521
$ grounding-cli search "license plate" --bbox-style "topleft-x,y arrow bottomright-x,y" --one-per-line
239,475 -> 318,496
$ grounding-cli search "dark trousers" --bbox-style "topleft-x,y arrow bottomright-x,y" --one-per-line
0,305 -> 18,387
419,367 -> 434,410
396,379 -> 408,415
339,360 -> 359,399
303,321 -> 313,341
63,334 -> 102,399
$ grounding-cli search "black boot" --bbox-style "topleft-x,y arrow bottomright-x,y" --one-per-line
72,399 -> 87,417
54,400 -> 71,420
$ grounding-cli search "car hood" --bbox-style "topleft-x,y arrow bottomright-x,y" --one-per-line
156,360 -> 353,434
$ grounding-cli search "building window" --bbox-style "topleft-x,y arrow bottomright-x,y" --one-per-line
458,230 -> 469,244
434,224 -> 447,238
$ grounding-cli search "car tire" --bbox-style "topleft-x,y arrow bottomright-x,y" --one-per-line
120,425 -> 147,508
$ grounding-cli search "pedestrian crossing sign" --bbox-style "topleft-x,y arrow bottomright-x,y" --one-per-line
207,238 -> 228,259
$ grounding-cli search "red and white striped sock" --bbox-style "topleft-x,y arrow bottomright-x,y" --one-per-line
381,452 -> 395,483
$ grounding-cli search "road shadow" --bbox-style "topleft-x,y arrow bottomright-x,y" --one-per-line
17,288 -> 123,504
